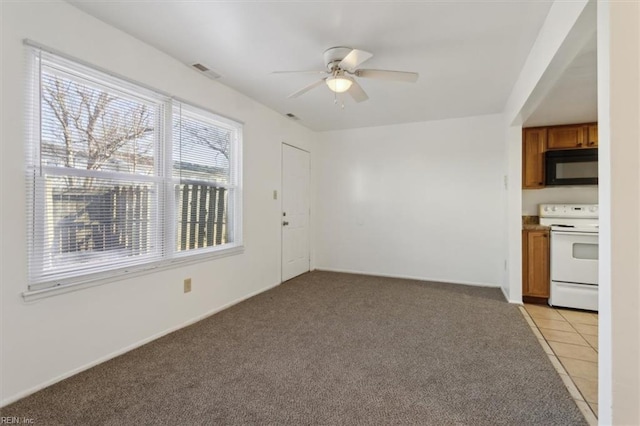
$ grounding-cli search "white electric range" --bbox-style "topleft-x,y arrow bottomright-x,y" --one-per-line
539,204 -> 599,311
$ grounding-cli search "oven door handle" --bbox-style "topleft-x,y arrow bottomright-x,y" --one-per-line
552,231 -> 599,237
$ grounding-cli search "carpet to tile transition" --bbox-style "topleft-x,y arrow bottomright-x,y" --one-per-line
1,271 -> 586,425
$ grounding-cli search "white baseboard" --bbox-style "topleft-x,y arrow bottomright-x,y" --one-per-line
1,281 -> 281,408
314,267 -> 499,288
500,285 -> 518,304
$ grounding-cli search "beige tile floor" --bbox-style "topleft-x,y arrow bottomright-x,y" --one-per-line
519,303 -> 598,426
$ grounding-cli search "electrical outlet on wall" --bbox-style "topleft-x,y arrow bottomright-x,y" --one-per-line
184,278 -> 192,293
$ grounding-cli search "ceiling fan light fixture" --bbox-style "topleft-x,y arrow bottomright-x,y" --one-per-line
326,75 -> 353,93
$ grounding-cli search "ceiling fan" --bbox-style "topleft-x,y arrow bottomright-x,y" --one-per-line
273,47 -> 419,103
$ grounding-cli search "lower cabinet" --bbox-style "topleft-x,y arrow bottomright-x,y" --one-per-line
522,229 -> 550,298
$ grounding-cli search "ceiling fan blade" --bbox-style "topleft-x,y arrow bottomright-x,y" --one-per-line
272,70 -> 327,75
287,79 -> 327,99
355,69 -> 419,83
347,80 -> 369,103
338,49 -> 373,71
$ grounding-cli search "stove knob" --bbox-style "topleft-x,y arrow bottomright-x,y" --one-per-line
551,206 -> 557,212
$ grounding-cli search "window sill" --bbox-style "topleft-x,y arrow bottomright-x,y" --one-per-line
22,245 -> 244,302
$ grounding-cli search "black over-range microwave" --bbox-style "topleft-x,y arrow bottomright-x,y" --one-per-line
545,148 -> 598,186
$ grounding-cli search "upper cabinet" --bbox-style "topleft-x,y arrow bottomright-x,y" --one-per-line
522,122 -> 598,189
547,123 -> 598,150
587,124 -> 598,147
522,128 -> 546,189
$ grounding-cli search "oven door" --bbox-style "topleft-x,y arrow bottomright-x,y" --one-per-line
550,231 -> 599,285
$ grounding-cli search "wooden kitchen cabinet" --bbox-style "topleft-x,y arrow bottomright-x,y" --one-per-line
522,128 -> 546,189
523,122 -> 598,189
522,229 -> 550,299
547,123 -> 598,149
587,123 -> 598,147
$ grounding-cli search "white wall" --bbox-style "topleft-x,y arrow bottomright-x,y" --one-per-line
597,1 -> 613,422
522,186 -> 598,215
504,124 -> 523,302
606,2 -> 640,423
314,114 -> 505,287
503,0 -> 590,304
0,1 -> 317,405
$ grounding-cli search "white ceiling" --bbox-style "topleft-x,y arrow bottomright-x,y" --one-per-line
68,0 -> 554,132
525,34 -> 597,127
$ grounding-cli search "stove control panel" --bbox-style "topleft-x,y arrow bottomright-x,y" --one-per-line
539,204 -> 599,218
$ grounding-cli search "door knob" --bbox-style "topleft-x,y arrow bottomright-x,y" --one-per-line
283,221 -> 289,226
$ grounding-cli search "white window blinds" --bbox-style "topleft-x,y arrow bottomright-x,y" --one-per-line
172,103 -> 241,255
26,47 -> 243,291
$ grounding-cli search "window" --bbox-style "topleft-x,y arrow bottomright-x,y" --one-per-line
172,104 -> 240,254
26,48 -> 242,291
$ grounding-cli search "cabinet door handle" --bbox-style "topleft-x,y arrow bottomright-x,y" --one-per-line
577,142 -> 583,147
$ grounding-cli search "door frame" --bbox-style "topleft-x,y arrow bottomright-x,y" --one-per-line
281,142 -> 311,283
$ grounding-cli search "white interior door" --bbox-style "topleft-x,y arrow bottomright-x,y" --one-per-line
282,144 -> 310,281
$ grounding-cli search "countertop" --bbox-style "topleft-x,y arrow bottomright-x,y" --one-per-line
523,224 -> 551,231
522,215 -> 550,231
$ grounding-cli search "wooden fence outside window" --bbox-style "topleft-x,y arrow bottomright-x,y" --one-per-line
52,183 -> 227,256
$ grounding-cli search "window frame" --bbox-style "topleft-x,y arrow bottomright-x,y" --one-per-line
169,100 -> 244,260
24,44 -> 244,298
